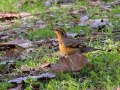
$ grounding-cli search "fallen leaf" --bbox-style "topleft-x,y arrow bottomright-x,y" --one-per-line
69,7 -> 87,18
40,60 -> 50,69
69,8 -> 79,18
0,38 -> 33,49
78,6 -> 87,16
46,42 -> 53,49
80,15 -> 89,21
34,40 -> 45,46
20,65 -> 30,73
1,35 -> 10,40
78,16 -> 89,26
90,19 -> 109,28
66,32 -> 76,38
0,12 -> 19,21
35,20 -> 47,28
52,41 -> 58,47
36,72 -> 56,80
0,12 -> 31,21
9,72 -> 56,84
90,19 -> 109,34
9,77 -> 28,84
20,12 -> 31,18
56,22 -> 64,27
50,53 -> 90,72
3,48 -> 23,60
100,5 -> 112,12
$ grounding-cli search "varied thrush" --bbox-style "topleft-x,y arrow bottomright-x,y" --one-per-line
53,28 -> 101,55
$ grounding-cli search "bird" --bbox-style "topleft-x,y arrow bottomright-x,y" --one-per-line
53,27 -> 101,56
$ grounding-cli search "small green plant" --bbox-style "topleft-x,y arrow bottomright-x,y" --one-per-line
0,81 -> 13,90
24,76 -> 38,90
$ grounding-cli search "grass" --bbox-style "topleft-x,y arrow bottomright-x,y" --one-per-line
0,0 -> 120,90
25,28 -> 55,40
0,0 -> 18,12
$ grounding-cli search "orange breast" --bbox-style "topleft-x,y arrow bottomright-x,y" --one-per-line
59,44 -> 78,55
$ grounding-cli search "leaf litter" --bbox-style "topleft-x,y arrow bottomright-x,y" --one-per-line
0,12 -> 31,21
49,53 -> 90,72
0,0 -> 120,89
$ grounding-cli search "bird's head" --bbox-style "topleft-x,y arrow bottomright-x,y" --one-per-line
53,28 -> 67,38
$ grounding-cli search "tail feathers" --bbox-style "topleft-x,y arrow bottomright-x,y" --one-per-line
80,46 -> 102,53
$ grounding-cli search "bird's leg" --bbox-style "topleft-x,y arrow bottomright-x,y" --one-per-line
60,52 -> 68,59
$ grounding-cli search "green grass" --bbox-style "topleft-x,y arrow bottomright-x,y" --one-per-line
25,28 -> 55,41
0,0 -> 18,12
0,0 -> 120,90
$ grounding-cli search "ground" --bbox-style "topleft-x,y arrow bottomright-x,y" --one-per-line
0,0 -> 120,90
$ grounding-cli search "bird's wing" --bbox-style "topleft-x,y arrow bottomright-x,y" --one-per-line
64,38 -> 86,49
63,37 -> 102,53
63,38 -> 101,53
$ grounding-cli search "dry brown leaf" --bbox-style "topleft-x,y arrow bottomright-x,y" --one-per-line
35,40 -> 54,49
0,12 -> 31,21
50,53 -> 90,72
0,12 -> 19,20
20,65 -> 30,73
69,7 -> 87,18
20,12 -> 31,18
100,5 -> 112,12
50,38 -> 58,42
46,42 -> 53,49
0,38 -> 31,59
0,38 -> 33,49
78,6 -> 87,16
69,8 -> 79,18
9,72 -> 56,84
52,41 -> 58,47
4,48 -> 24,60
0,35 -> 10,40
40,60 -> 50,69
34,40 -> 45,46
35,20 -> 47,28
